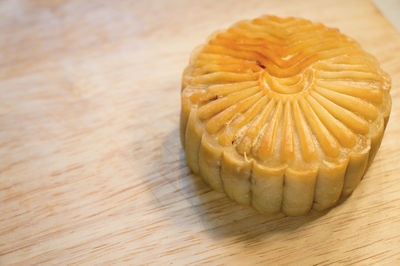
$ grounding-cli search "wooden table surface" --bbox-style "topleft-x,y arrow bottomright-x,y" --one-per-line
1,0 -> 400,264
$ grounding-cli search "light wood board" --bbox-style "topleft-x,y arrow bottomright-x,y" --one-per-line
1,0 -> 400,264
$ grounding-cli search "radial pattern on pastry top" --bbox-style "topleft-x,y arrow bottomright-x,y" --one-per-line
182,16 -> 391,168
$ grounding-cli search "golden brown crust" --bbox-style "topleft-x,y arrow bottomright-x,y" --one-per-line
180,15 -> 391,216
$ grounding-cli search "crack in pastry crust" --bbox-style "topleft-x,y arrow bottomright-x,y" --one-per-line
180,15 -> 391,216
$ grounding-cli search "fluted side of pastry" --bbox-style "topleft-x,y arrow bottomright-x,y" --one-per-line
180,16 -> 391,216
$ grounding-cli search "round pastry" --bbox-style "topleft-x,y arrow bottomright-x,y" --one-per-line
180,15 -> 391,216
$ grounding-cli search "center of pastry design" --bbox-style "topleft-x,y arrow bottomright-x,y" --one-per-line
261,69 -> 314,95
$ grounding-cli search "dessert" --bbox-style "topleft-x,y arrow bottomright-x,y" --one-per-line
180,16 -> 391,216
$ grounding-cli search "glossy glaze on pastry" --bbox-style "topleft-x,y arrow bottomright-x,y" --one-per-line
180,16 -> 391,216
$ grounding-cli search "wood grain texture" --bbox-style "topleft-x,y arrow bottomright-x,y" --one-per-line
0,0 -> 399,264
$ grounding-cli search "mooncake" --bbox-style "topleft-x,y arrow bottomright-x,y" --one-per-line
180,16 -> 391,216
